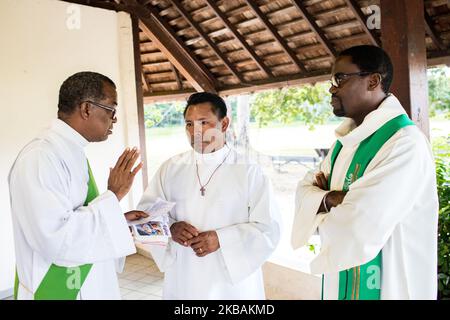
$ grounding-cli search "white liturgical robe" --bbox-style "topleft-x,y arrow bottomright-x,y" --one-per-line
138,145 -> 281,300
9,119 -> 136,300
292,95 -> 439,299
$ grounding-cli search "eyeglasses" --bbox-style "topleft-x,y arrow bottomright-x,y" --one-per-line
86,100 -> 117,119
330,71 -> 374,88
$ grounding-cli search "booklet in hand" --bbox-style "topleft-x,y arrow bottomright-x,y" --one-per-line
129,198 -> 175,245
132,220 -> 170,244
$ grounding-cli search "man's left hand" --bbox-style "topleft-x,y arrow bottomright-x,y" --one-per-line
124,210 -> 148,221
187,231 -> 220,257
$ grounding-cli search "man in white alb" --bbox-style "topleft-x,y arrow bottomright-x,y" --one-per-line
291,45 -> 439,300
9,72 -> 148,299
138,92 -> 281,300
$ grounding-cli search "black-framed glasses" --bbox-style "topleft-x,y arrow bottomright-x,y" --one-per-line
86,100 -> 117,119
330,71 -> 374,88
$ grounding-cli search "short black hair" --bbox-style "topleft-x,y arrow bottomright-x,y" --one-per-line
338,45 -> 394,94
183,92 -> 227,120
58,71 -> 116,115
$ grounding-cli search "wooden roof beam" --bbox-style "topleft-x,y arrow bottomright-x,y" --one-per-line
219,71 -> 331,96
123,0 -> 217,92
168,0 -> 246,84
291,0 -> 337,58
141,72 -> 150,92
424,11 -> 447,51
131,14 -> 149,188
204,0 -> 274,79
60,0 -> 129,12
143,70 -> 331,103
343,0 -> 381,46
169,62 -> 183,90
144,90 -> 196,103
182,12 -> 363,48
243,0 -> 307,73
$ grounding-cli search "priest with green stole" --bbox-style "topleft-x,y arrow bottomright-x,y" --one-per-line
291,45 -> 439,300
9,72 -> 148,299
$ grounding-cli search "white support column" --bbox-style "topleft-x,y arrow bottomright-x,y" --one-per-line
116,11 -> 144,208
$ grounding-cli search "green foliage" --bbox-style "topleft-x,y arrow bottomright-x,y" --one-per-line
308,244 -> 317,254
144,102 -> 185,128
434,135 -> 450,299
428,68 -> 450,119
250,83 -> 333,129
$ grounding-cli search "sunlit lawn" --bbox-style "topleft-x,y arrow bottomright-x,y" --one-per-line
145,119 -> 449,169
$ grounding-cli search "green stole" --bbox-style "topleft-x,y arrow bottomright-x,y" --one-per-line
325,114 -> 414,300
14,161 -> 99,300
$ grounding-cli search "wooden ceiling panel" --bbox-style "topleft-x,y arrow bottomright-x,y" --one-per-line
60,0 -> 450,98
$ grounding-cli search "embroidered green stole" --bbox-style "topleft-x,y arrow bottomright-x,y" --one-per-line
14,161 -> 99,300
326,114 -> 414,300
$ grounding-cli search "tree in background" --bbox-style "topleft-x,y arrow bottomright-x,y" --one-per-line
434,135 -> 450,299
144,102 -> 185,128
428,67 -> 450,119
250,82 -> 333,129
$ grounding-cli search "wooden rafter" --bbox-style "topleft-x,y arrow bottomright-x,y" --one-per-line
144,89 -> 196,103
123,0 -> 217,92
168,0 -> 246,84
143,70 -> 331,101
141,71 -> 150,92
243,0 -> 307,73
290,0 -> 337,58
424,11 -> 447,51
58,0 -> 450,101
60,0 -> 128,11
169,62 -> 183,90
173,10 -> 360,49
131,14 -> 149,188
169,2 -> 349,43
204,0 -> 274,78
343,0 -> 381,47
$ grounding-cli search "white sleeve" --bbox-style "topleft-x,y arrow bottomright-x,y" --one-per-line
215,166 -> 281,284
9,149 -> 136,267
310,133 -> 432,274
291,143 -> 335,249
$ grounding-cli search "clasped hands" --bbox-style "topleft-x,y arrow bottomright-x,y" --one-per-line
314,171 -> 347,213
170,221 -> 219,257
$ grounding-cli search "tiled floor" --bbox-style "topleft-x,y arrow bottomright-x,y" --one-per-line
118,253 -> 164,300
2,254 -> 163,300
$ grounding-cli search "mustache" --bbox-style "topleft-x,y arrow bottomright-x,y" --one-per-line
191,140 -> 211,144
191,137 -> 213,144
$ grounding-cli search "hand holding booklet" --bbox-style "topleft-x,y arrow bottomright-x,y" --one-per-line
129,198 -> 175,245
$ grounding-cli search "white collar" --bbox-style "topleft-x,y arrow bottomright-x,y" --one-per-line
193,144 -> 231,165
335,94 -> 407,147
50,119 -> 89,149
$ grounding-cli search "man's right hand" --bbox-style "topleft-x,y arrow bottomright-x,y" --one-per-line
170,221 -> 199,247
108,147 -> 143,201
325,190 -> 347,208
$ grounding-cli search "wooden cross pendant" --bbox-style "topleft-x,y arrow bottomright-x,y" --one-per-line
200,187 -> 206,196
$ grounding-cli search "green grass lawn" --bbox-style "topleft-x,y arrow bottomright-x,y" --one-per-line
145,118 -> 450,163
